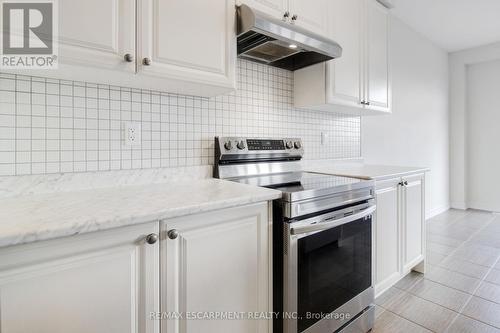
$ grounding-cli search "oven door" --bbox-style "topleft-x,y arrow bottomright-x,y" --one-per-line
283,203 -> 375,333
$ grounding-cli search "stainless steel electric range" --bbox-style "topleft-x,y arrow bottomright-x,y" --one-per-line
214,137 -> 376,333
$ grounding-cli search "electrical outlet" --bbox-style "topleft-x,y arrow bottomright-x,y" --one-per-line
123,122 -> 141,146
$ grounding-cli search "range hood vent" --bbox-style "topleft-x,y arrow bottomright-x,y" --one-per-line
236,5 -> 342,71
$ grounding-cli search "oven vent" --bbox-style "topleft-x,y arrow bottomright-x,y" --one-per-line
236,4 -> 342,71
283,227 -> 289,256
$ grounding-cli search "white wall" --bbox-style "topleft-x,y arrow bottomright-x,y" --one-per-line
449,42 -> 500,209
466,59 -> 500,211
362,16 -> 450,218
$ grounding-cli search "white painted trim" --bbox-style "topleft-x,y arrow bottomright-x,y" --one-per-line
450,41 -> 500,210
450,201 -> 468,210
467,202 -> 500,213
426,204 -> 450,220
374,271 -> 400,298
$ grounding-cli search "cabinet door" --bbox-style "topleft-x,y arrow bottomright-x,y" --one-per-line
326,0 -> 363,108
238,0 -> 288,19
374,178 -> 401,295
138,0 -> 236,96
0,222 -> 160,333
59,0 -> 135,72
288,0 -> 328,36
161,203 -> 271,333
402,174 -> 425,272
365,0 -> 390,112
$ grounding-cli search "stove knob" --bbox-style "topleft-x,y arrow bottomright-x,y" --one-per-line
224,141 -> 233,150
286,141 -> 294,149
294,141 -> 302,149
237,140 -> 246,150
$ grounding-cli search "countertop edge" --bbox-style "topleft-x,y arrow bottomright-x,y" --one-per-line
0,186 -> 281,249
307,166 -> 430,181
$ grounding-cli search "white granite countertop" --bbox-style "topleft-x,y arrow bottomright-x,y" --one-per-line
0,179 -> 281,249
305,162 -> 429,180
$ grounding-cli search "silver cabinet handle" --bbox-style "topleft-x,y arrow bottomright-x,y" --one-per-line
145,233 -> 158,244
291,14 -> 298,21
290,205 -> 376,235
283,11 -> 290,21
142,58 -> 152,66
167,229 -> 179,240
124,53 -> 134,62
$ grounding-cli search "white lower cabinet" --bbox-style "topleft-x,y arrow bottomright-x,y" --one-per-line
373,173 -> 425,296
402,174 -> 425,273
0,201 -> 273,333
373,177 -> 401,294
0,222 -> 160,333
160,202 -> 271,333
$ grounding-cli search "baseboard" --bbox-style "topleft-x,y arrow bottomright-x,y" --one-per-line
451,201 -> 468,210
467,202 -> 500,213
374,272 -> 401,298
426,204 -> 451,220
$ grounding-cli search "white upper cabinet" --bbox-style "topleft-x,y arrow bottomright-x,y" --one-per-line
327,0 -> 363,107
240,0 -> 328,36
59,0 -> 136,72
239,0 -> 288,19
294,0 -> 391,115
9,0 -> 236,97
138,0 -> 237,96
366,0 -> 390,111
288,0 -> 328,36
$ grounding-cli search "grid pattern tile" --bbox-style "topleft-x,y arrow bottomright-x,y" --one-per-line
0,59 -> 361,176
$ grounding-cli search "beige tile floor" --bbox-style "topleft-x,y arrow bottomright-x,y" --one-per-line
373,209 -> 500,333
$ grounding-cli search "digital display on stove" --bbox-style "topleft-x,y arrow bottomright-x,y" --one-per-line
247,139 -> 285,151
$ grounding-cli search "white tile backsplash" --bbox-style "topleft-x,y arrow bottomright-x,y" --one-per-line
0,60 -> 361,176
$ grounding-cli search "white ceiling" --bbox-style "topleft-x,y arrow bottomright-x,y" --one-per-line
389,0 -> 500,52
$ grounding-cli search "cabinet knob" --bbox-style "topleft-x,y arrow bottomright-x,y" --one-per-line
291,14 -> 298,21
167,229 -> 179,240
404,181 -> 409,186
142,57 -> 152,66
145,233 -> 158,244
124,53 -> 134,63
283,11 -> 290,21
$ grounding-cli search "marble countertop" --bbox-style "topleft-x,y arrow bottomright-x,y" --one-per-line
0,179 -> 281,249
305,162 -> 429,180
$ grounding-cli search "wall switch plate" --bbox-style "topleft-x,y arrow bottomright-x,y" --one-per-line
123,122 -> 141,146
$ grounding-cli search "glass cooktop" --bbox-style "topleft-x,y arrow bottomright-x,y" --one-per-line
230,172 -> 373,202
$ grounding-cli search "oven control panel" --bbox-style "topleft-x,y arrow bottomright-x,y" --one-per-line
215,137 -> 304,162
246,139 -> 285,151
216,137 -> 303,153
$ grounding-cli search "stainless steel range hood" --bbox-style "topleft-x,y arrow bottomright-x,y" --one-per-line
236,4 -> 342,71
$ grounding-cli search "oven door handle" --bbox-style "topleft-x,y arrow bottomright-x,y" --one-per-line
290,205 -> 376,235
